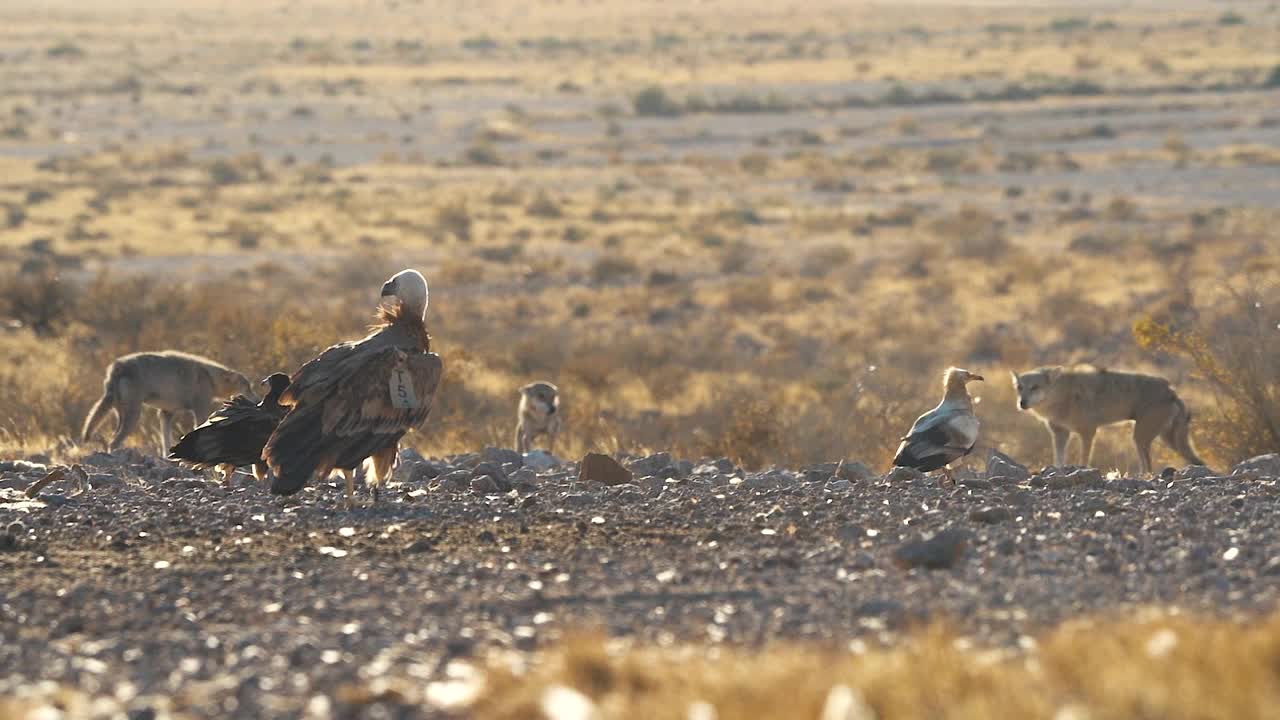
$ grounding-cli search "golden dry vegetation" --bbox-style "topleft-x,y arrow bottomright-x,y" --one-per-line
473,611 -> 1280,719
0,0 -> 1277,472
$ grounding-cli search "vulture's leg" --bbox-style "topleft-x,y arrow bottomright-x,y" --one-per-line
341,469 -> 356,509
219,463 -> 236,488
369,445 -> 398,504
252,463 -> 268,484
940,467 -> 956,487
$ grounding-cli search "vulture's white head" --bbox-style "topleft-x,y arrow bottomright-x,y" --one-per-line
380,269 -> 429,319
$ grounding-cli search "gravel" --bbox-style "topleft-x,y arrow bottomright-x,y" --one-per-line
2,448 -> 1278,717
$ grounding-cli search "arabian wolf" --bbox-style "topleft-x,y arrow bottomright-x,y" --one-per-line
82,351 -> 252,454
515,381 -> 560,453
1011,365 -> 1205,474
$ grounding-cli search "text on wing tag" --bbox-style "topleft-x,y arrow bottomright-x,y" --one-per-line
390,367 -> 419,409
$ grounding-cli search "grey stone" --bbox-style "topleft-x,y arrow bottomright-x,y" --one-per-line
836,461 -> 878,482
471,462 -> 511,491
628,452 -> 673,477
986,450 -> 1030,482
893,528 -> 974,570
435,470 -> 472,492
523,450 -> 561,471
969,505 -> 1012,524
885,466 -> 926,484
1232,454 -> 1280,478
482,447 -> 524,468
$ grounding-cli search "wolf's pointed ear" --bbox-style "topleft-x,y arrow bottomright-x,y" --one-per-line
1046,367 -> 1062,382
1008,370 -> 1020,385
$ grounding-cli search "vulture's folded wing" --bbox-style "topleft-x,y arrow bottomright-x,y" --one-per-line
895,410 -> 980,468
278,342 -> 362,407
317,348 -> 444,436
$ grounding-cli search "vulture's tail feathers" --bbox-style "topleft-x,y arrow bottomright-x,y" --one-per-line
266,407 -> 326,496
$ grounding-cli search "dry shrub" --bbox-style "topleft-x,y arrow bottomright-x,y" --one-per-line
435,199 -> 473,242
799,243 -> 854,278
688,389 -> 787,470
591,254 -> 639,284
929,205 -> 1009,260
1135,284 -> 1280,466
474,612 -> 1280,720
0,267 -> 76,336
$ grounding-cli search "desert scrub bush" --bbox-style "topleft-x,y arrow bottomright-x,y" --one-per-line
435,200 -> 473,242
46,41 -> 85,59
462,143 -> 503,166
1265,65 -> 1280,89
0,268 -> 76,336
929,205 -> 1010,260
632,86 -> 684,117
799,243 -> 854,278
590,253 -> 639,285
688,388 -> 788,470
526,191 -> 563,219
1135,287 -> 1280,465
739,152 -> 772,176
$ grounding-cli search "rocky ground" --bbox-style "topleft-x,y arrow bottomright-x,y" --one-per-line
2,448 -> 1279,718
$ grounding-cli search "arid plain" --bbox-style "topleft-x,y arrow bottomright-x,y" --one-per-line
1,1 -> 1280,717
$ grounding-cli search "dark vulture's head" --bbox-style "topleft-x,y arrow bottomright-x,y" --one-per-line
260,372 -> 292,402
380,269 -> 430,319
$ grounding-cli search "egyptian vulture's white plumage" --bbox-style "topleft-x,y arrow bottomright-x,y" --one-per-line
893,367 -> 984,481
265,269 -> 443,504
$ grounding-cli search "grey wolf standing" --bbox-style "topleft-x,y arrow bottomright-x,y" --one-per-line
81,351 -> 252,454
1011,365 -> 1205,473
515,381 -> 560,453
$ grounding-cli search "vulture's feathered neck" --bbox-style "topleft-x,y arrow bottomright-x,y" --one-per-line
941,370 -> 974,408
372,301 -> 431,352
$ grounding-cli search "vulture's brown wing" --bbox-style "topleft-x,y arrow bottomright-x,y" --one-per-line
278,341 -> 362,407
319,349 -> 443,436
266,349 -> 443,495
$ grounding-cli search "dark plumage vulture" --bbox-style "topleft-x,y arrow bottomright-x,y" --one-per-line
168,372 -> 292,487
264,269 -> 443,506
893,367 -> 984,485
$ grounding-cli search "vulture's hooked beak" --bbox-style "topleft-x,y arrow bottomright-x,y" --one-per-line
972,374 -> 985,382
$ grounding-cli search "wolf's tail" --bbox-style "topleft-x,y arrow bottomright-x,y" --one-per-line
1163,396 -> 1206,467
81,366 -> 120,444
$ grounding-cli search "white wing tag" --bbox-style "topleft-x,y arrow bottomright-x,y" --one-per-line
390,367 -> 419,409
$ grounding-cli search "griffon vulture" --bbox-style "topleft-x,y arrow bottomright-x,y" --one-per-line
168,372 -> 292,486
264,269 -> 443,505
893,367 -> 984,485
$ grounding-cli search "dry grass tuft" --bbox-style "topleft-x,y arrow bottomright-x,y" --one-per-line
473,612 -> 1280,719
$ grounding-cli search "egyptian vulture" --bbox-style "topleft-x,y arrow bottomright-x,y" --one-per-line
893,367 -> 984,484
264,269 -> 443,505
168,372 -> 292,486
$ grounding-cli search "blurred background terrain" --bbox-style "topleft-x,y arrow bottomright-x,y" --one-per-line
0,0 -> 1277,470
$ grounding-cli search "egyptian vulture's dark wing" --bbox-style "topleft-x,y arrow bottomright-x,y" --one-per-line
168,395 -> 281,469
893,408 -> 979,471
